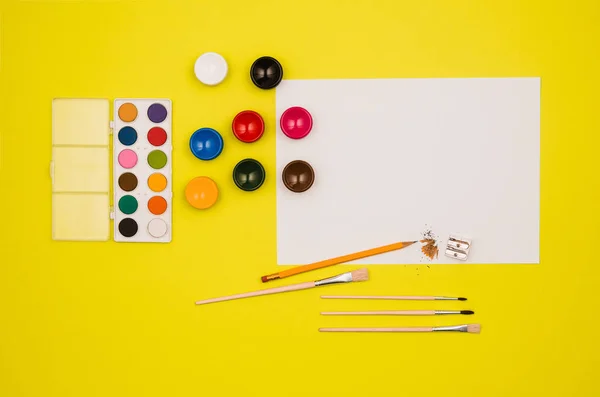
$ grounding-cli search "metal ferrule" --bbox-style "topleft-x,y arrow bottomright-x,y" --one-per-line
314,272 -> 353,287
432,324 -> 469,332
434,311 -> 461,315
434,296 -> 459,300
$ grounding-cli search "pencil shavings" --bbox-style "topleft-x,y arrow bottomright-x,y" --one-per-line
420,239 -> 439,260
420,227 -> 439,260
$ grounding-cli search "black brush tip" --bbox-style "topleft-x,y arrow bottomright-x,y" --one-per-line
460,310 -> 475,315
458,297 -> 467,301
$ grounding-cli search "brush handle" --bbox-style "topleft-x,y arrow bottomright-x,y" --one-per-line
321,310 -> 436,316
321,295 -> 437,300
195,281 -> 315,305
319,327 -> 434,332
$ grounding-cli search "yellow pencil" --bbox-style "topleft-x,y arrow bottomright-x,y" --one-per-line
261,240 -> 417,282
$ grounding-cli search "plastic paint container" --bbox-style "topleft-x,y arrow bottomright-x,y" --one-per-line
282,160 -> 315,193
185,176 -> 219,209
194,52 -> 228,86
189,128 -> 224,160
280,106 -> 313,139
232,110 -> 265,143
233,158 -> 266,191
250,56 -> 283,89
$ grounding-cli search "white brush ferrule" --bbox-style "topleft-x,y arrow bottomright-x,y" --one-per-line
434,296 -> 460,300
432,325 -> 469,332
434,311 -> 462,315
315,272 -> 353,287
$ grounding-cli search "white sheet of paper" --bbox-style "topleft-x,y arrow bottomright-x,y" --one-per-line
275,78 -> 540,265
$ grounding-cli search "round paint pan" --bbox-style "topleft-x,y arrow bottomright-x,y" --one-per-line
147,218 -> 168,238
194,52 -> 228,86
118,218 -> 138,238
189,128 -> 224,160
147,103 -> 168,123
280,106 -> 313,139
118,172 -> 138,192
233,158 -> 266,191
118,103 -> 138,122
282,160 -> 315,193
250,56 -> 283,89
147,127 -> 167,146
118,126 -> 137,146
232,110 -> 265,143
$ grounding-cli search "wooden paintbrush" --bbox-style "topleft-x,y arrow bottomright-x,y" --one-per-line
261,240 -> 417,282
195,268 -> 369,305
321,310 -> 474,316
319,324 -> 481,333
321,295 -> 467,301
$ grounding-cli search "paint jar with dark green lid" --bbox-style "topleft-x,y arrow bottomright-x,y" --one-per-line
233,158 -> 266,191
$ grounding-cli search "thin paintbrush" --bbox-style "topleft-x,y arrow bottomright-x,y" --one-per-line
261,240 -> 417,282
319,324 -> 481,333
195,268 -> 369,305
321,310 -> 474,316
321,295 -> 467,300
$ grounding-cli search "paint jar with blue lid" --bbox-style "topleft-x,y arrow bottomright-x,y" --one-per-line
189,127 -> 224,160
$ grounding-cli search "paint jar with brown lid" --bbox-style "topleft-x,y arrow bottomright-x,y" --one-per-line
282,160 -> 315,193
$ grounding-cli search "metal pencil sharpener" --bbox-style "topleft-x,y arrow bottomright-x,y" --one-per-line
445,234 -> 471,261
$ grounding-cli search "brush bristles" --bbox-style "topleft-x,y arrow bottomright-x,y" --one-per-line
467,324 -> 481,334
350,268 -> 369,282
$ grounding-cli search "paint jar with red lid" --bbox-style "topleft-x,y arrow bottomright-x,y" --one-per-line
232,110 -> 265,143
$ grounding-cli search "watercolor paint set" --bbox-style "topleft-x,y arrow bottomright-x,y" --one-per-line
51,98 -> 172,243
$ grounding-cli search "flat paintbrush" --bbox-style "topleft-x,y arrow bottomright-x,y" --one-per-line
195,268 -> 369,305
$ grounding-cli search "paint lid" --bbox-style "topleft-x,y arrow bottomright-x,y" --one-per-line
185,176 -> 219,209
232,110 -> 265,143
250,56 -> 283,89
282,160 -> 315,193
189,128 -> 224,160
233,158 -> 266,191
194,52 -> 228,86
280,106 -> 313,139
51,98 -> 110,241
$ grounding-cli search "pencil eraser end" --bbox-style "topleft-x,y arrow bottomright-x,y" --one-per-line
261,273 -> 280,282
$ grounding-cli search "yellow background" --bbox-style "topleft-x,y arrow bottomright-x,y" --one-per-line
1,0 -> 599,396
